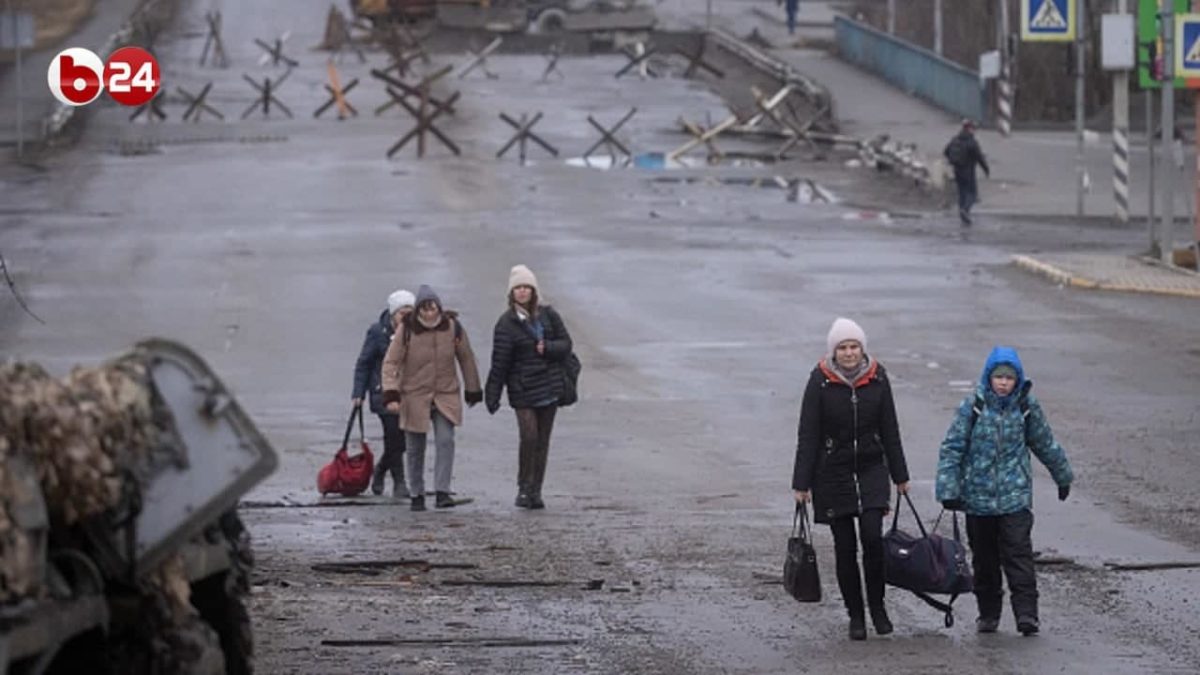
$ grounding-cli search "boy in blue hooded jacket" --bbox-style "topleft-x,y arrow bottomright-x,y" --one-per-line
935,346 -> 1073,636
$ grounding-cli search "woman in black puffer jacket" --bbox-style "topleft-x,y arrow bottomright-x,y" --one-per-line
792,318 -> 910,641
485,265 -> 573,510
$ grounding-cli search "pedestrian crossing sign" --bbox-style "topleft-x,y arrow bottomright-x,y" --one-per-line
1021,0 -> 1075,42
1176,14 -> 1200,79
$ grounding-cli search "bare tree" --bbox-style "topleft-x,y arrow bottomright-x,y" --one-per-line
0,250 -> 45,324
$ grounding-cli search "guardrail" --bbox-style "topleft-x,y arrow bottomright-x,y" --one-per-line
834,15 -> 986,124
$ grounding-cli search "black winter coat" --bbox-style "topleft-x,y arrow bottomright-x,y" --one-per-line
945,131 -> 990,184
352,310 -> 395,415
485,305 -> 572,412
792,359 -> 909,524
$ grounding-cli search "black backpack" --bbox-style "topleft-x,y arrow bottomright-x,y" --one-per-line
944,136 -> 968,166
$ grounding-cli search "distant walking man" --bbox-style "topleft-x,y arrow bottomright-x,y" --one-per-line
779,0 -> 799,35
944,119 -> 990,225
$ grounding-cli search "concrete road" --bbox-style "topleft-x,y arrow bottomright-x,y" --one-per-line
1,0 -> 1199,673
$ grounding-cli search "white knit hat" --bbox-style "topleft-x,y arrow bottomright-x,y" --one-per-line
387,289 -> 415,315
507,264 -> 539,295
826,317 -> 867,357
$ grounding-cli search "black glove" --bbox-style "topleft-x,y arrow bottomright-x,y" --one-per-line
464,390 -> 483,406
941,498 -> 965,511
486,400 -> 500,415
1058,484 -> 1070,502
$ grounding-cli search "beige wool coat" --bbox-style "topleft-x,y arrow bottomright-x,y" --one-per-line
381,311 -> 483,434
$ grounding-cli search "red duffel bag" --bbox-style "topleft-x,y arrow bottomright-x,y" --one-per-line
317,405 -> 374,496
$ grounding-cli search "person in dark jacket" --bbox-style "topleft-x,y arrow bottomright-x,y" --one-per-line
485,265 -> 573,510
352,289 -> 414,497
935,346 -> 1073,636
778,0 -> 799,34
944,119 -> 991,226
793,318 -> 910,640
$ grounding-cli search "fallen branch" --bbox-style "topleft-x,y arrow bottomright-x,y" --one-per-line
440,579 -> 570,588
312,560 -> 478,574
1032,556 -> 1076,566
322,637 -> 581,648
1104,561 -> 1200,572
0,250 -> 45,324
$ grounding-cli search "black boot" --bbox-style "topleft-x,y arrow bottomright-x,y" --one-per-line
976,616 -> 1000,634
515,486 -> 532,508
1016,616 -> 1039,636
848,614 -> 867,641
371,465 -> 386,496
528,487 -> 545,510
410,495 -> 426,512
869,607 -> 893,636
435,492 -> 456,509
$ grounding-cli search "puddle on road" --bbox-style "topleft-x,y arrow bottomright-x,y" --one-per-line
564,152 -> 771,171
650,175 -> 839,204
564,153 -> 839,204
564,153 -> 705,170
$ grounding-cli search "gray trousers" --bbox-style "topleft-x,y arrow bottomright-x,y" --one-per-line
404,408 -> 455,496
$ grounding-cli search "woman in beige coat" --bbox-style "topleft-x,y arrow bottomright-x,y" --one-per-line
383,285 -> 482,511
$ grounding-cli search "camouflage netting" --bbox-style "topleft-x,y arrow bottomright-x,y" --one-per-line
0,352 -> 184,604
0,439 -> 44,603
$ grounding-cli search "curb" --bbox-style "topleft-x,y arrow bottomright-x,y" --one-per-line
1011,255 -> 1098,289
1011,255 -> 1200,299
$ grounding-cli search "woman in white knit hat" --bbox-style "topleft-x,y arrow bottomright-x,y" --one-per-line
485,265 -> 575,509
792,317 -> 910,640
351,288 -> 415,497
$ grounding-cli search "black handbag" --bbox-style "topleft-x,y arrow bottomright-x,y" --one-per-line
783,503 -> 821,603
883,493 -> 974,627
558,352 -> 581,407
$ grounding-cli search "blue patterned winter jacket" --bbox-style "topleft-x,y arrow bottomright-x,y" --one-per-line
935,347 -> 1074,517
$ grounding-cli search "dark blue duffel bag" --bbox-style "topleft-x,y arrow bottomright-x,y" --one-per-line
883,493 -> 974,627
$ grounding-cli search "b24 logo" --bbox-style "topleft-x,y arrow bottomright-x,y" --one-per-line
47,46 -> 161,107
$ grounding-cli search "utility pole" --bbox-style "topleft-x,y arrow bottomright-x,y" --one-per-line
1161,3 -> 1176,263
888,0 -> 896,35
5,0 -> 21,160
1194,0 -> 1200,255
1148,91 -> 1157,257
935,0 -> 943,55
1076,0 -> 1088,217
998,0 -> 1013,136
1114,0 -> 1131,223
706,0 -> 711,31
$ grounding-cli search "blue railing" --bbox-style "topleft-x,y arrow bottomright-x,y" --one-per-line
834,16 -> 987,123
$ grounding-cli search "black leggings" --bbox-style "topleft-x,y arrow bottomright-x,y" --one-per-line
829,508 -> 886,616
377,413 -> 406,481
515,405 -> 557,494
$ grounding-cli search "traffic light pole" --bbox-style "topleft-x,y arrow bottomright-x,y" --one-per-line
1161,4 -> 1176,263
1076,0 -> 1087,217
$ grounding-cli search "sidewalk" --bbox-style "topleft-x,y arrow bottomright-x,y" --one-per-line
671,1 -> 1200,296
1013,253 -> 1200,298
751,9 -> 1200,227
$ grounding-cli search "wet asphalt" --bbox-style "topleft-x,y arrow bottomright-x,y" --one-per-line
1,1 -> 1199,673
